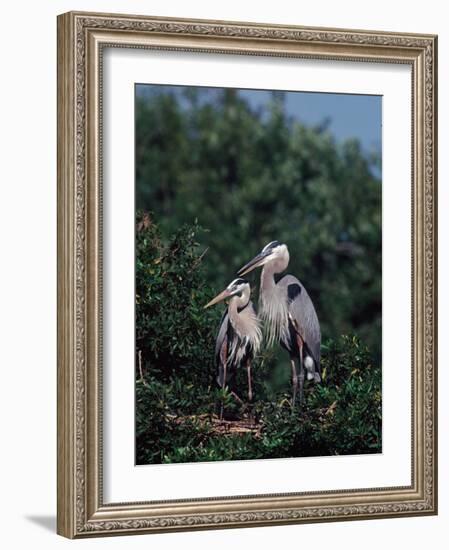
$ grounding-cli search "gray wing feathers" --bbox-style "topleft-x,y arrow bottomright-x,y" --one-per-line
279,274 -> 321,371
215,310 -> 229,387
215,311 -> 229,363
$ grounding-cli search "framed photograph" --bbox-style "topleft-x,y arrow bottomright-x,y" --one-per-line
57,11 -> 438,538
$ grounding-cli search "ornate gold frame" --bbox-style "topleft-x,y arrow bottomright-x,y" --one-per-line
57,11 -> 438,538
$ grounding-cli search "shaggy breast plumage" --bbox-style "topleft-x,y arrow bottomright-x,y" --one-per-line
227,302 -> 262,367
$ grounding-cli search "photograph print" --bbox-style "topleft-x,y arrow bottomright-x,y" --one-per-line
135,84 -> 382,466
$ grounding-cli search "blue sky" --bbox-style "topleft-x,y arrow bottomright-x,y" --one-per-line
240,89 -> 381,154
136,84 -> 382,155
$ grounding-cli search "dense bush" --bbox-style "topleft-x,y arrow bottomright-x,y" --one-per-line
136,211 -> 220,386
136,216 -> 381,464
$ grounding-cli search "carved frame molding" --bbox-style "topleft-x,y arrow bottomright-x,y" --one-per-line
57,11 -> 437,538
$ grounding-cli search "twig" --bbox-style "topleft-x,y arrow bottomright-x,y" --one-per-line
171,413 -> 263,438
138,350 -> 148,386
230,390 -> 244,405
189,247 -> 209,272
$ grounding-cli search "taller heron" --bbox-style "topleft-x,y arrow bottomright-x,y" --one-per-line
238,241 -> 321,406
204,278 -> 262,408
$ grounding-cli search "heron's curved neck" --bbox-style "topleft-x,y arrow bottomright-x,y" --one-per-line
227,291 -> 261,351
228,287 -> 250,318
261,262 -> 277,295
259,256 -> 290,346
260,255 -> 289,298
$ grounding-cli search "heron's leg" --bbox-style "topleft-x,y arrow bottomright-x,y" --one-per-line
298,343 -> 305,406
247,360 -> 253,403
222,363 -> 227,391
291,358 -> 298,407
246,359 -> 254,424
228,367 -> 244,404
219,363 -> 227,420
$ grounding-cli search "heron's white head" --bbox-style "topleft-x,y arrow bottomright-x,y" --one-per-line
204,278 -> 251,309
238,241 -> 289,276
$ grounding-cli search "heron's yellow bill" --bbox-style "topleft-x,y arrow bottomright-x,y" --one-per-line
238,251 -> 270,276
204,289 -> 232,309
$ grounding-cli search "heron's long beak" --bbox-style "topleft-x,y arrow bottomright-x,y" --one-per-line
238,251 -> 271,276
204,288 -> 232,309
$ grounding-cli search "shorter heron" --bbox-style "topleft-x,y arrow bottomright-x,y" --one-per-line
204,278 -> 262,409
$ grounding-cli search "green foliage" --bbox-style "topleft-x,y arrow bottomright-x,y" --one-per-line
136,87 -> 381,360
136,212 -> 221,385
136,218 -> 381,464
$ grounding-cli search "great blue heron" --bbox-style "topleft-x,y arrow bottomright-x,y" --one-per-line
238,241 -> 321,406
204,278 -> 262,410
